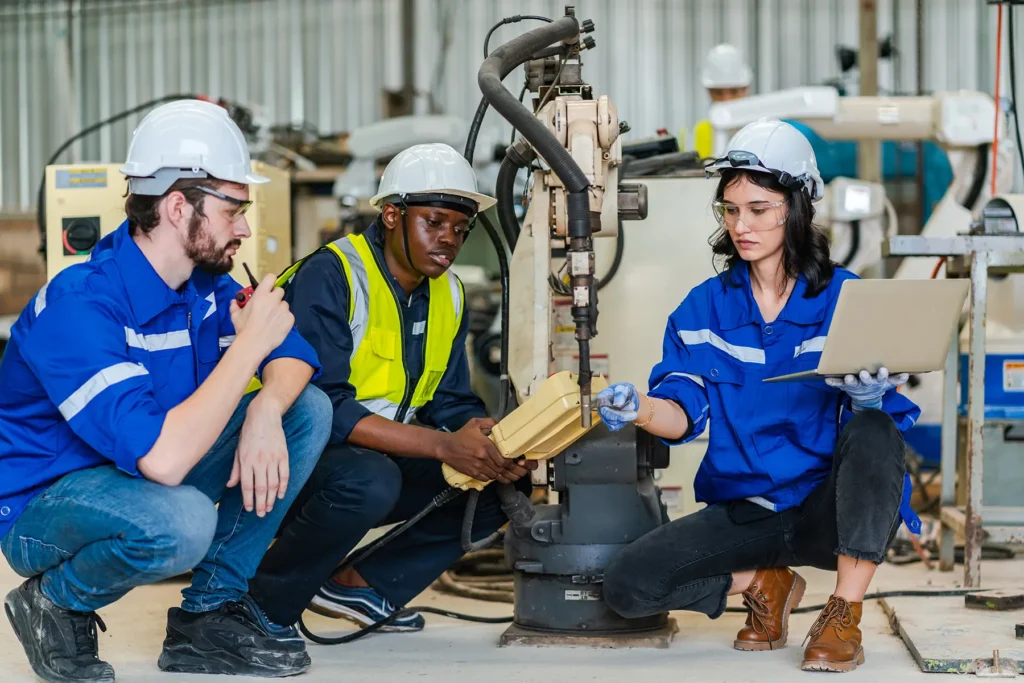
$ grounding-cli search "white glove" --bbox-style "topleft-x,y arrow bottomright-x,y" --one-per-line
825,368 -> 909,411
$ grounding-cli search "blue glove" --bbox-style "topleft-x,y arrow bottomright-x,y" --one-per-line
594,382 -> 639,431
825,368 -> 909,411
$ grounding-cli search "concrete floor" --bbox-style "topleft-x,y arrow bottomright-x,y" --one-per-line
2,556 -> 1021,682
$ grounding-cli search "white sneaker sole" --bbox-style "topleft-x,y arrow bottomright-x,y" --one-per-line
307,595 -> 421,633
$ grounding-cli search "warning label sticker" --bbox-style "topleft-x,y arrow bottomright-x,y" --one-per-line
564,589 -> 601,602
55,168 -> 108,189
1003,361 -> 1024,392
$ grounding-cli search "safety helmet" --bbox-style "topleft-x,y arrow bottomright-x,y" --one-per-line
701,44 -> 753,90
704,118 -> 824,202
120,98 -> 269,196
370,143 -> 497,217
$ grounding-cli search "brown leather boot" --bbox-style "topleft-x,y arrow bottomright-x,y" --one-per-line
733,567 -> 807,651
801,595 -> 865,672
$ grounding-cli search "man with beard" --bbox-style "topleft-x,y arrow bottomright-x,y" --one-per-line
243,143 -> 536,638
0,99 -> 331,681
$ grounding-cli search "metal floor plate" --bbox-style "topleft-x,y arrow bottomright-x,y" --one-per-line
881,595 -> 1024,674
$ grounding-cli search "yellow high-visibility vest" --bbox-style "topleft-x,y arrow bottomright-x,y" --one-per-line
247,233 -> 464,422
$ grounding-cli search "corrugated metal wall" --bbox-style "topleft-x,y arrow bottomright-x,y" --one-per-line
1,0 -> 1021,212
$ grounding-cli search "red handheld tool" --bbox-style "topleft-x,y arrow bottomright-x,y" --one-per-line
235,263 -> 259,308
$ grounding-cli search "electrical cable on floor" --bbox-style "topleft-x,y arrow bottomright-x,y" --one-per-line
725,588 -> 989,615
299,606 -> 513,646
296,579 -> 993,645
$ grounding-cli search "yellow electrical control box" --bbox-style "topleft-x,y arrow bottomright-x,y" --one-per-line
44,164 -> 128,282
44,161 -> 292,285
442,370 -> 610,491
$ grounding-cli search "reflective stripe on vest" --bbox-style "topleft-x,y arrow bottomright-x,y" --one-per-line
329,234 -> 463,424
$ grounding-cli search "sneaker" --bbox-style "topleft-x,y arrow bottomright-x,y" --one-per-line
308,582 -> 424,632
4,576 -> 115,682
157,595 -> 310,677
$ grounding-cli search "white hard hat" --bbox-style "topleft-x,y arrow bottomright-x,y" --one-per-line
704,118 -> 824,201
702,44 -> 753,89
120,98 -> 269,195
370,143 -> 497,215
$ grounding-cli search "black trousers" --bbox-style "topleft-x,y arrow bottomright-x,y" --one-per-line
248,443 -> 530,626
602,409 -> 906,620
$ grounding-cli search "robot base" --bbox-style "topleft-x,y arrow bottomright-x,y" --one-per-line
497,425 -> 676,648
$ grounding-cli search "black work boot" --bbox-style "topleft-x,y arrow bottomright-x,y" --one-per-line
4,576 -> 115,682
157,594 -> 310,677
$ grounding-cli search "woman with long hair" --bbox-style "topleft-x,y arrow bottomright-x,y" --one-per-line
595,119 -> 920,673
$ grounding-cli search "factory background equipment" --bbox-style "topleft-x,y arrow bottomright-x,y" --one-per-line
43,161 -> 293,287
882,193 -> 1024,587
1,1 -> 1019,217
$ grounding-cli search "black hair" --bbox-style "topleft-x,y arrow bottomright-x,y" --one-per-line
708,169 -> 835,298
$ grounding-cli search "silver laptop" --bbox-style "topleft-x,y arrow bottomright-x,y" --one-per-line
763,278 -> 970,383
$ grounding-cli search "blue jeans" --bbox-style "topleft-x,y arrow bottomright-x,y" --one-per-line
0,385 -> 331,614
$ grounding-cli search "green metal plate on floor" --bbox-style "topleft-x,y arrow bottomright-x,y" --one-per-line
880,596 -> 1024,674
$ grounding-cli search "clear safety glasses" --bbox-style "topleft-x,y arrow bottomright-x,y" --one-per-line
196,185 -> 253,218
712,200 -> 787,232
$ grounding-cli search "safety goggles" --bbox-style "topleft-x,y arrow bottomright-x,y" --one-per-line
712,199 -> 787,231
196,185 -> 253,218
704,150 -> 802,191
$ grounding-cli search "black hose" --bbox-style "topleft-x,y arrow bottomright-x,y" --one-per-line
478,15 -> 589,195
464,97 -> 490,166
495,155 -> 522,249
495,144 -> 537,252
456,212 -> 515,553
460,479 -> 535,554
961,143 -> 989,210
839,220 -> 861,267
1009,7 -> 1024,185
36,93 -> 199,255
331,487 -> 463,576
461,489 -> 495,552
510,85 -> 527,149
597,221 -> 625,291
464,44 -> 570,166
477,213 -> 512,419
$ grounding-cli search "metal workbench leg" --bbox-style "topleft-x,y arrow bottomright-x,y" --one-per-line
964,252 -> 988,587
939,329 -> 958,572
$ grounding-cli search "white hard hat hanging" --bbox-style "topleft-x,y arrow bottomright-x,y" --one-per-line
120,99 -> 269,196
704,118 -> 825,202
702,44 -> 753,90
370,143 -> 497,213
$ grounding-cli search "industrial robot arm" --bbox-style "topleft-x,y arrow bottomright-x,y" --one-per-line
477,7 -> 647,429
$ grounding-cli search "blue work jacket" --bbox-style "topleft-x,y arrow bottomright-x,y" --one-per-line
283,221 -> 487,445
0,222 -> 321,537
648,263 -> 922,533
